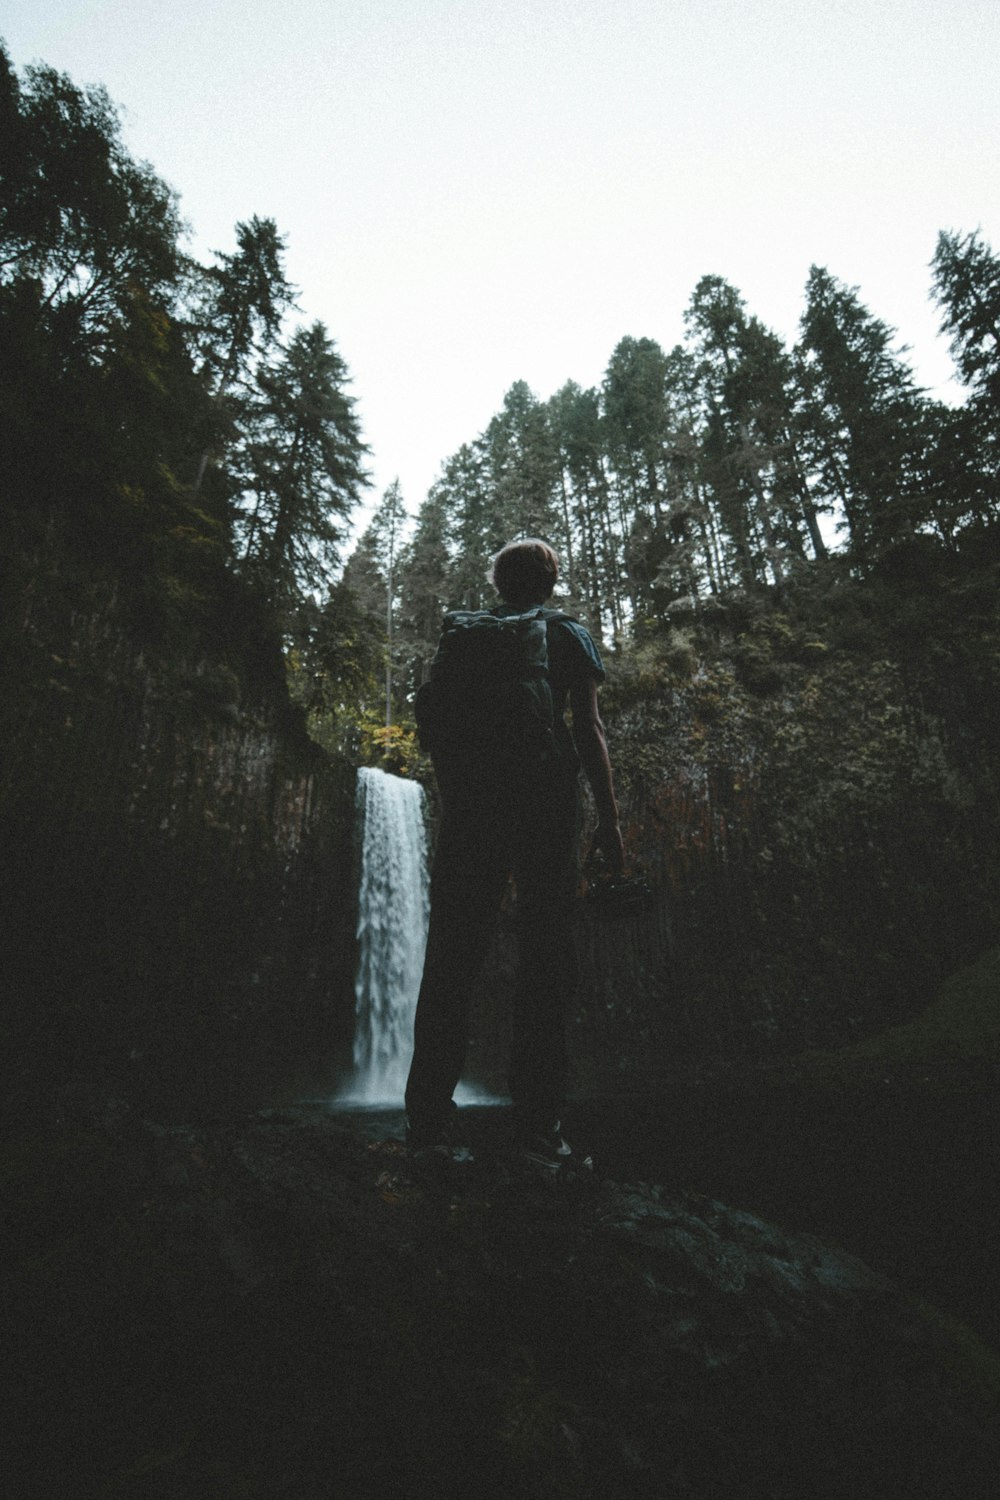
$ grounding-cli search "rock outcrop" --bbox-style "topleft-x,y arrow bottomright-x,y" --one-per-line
8,1105 -> 997,1498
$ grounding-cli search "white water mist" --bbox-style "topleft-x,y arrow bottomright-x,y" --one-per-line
345,766 -> 430,1104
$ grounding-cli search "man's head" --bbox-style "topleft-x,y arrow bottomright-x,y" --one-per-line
489,538 -> 559,604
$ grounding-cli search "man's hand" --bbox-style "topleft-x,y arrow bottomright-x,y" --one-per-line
591,817 -> 625,875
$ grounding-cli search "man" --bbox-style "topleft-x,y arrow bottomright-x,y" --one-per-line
405,538 -> 623,1168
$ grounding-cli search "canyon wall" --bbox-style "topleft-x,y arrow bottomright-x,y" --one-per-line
2,575 -> 358,1123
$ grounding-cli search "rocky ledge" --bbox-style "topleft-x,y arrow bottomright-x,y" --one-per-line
7,1104 -> 999,1498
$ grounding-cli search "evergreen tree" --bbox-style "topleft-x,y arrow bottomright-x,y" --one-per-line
0,50 -> 182,355
931,230 -> 1000,521
931,229 -> 1000,408
397,489 -> 450,624
342,480 -> 405,614
655,345 -> 726,602
288,581 -> 386,759
395,485 -> 453,685
685,277 -> 812,588
433,442 -> 493,610
602,336 -> 673,613
342,480 -> 407,724
905,399 -> 997,542
190,217 -> 295,399
0,39 -> 235,602
188,215 -> 296,497
0,44 -> 190,516
237,321 -> 368,607
602,336 -> 671,514
547,379 -> 621,634
796,266 -> 930,558
479,380 -> 561,546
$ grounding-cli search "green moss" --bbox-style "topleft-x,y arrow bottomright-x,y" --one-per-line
796,947 -> 1000,1086
909,1297 -> 1000,1411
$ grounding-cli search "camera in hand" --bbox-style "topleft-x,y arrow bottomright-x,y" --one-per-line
583,851 -> 653,915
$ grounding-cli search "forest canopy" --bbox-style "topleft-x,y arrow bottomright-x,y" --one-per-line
3,40 -> 999,756
340,237 -> 1000,762
0,42 -> 368,642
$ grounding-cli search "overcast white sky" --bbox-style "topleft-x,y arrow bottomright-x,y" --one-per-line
5,0 -> 999,530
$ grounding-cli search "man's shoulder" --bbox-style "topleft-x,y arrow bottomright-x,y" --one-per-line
545,613 -> 605,680
485,604 -> 604,678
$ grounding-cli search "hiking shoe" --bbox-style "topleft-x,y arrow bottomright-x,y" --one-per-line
405,1116 -> 474,1166
519,1121 -> 593,1175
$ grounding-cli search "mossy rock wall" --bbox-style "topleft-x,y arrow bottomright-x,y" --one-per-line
575,577 -> 1000,1073
7,533 -> 1000,1111
2,564 -> 357,1123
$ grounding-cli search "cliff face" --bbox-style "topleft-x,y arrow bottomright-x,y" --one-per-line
460,642 -> 1000,1097
561,551 -> 1000,1087
2,565 -> 358,1123
5,534 -> 1000,1118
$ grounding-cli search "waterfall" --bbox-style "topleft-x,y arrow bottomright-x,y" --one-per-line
344,766 -> 430,1105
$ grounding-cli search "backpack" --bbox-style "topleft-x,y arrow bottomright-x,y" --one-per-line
414,607 -> 570,775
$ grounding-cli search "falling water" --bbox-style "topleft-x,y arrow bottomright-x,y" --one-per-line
344,766 -> 430,1104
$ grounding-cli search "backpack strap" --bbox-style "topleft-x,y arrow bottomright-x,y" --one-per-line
489,606 -> 575,624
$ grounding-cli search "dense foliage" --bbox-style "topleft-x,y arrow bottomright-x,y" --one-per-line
6,41 -> 1000,756
0,43 -> 368,655
334,234 -> 1000,746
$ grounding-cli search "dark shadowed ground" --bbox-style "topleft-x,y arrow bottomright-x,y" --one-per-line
6,1066 -> 999,1500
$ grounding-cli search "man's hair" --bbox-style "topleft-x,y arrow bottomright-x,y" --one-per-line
489,538 -> 559,603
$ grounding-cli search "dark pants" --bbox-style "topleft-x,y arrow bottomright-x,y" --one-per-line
405,760 -> 580,1135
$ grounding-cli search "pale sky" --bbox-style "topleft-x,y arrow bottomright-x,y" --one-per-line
5,0 -> 998,530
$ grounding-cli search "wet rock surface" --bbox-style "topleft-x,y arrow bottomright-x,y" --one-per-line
7,1102 -> 1000,1498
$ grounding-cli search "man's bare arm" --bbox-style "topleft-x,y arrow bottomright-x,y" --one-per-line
569,676 -> 625,873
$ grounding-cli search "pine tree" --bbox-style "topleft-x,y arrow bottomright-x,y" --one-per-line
905,399 -> 997,541
796,266 -> 930,559
602,336 -> 670,515
685,276 -> 823,588
931,229 -> 1000,407
195,217 -> 295,394
0,51 -> 182,355
601,336 -> 675,614
479,380 -> 561,547
431,443 -> 493,610
188,216 -> 296,497
931,230 -> 1000,521
342,480 -> 407,725
237,321 -> 368,607
655,346 -> 726,602
395,486 -> 453,687
288,582 -> 386,759
547,380 -> 621,634
0,43 -> 220,570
